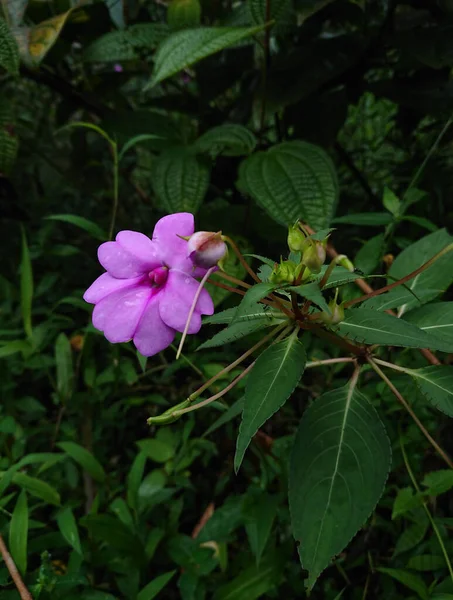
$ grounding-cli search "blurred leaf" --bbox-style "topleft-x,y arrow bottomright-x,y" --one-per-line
392,488 -> 423,519
55,333 -> 73,402
84,24 -> 169,62
150,25 -> 268,86
168,0 -> 201,29
407,555 -> 446,572
377,568 -> 429,599
127,451 -> 147,511
152,147 -> 210,214
245,493 -> 279,565
383,187 -> 401,217
213,554 -> 283,600
137,570 -> 176,600
45,214 -> 107,241
238,141 -> 338,230
393,520 -> 428,557
410,366 -> 453,416
136,439 -> 175,463
289,282 -> 330,313
57,507 -> 82,555
119,134 -> 162,161
20,227 -> 33,339
0,340 -> 29,358
81,514 -> 143,559
203,397 -> 244,437
332,213 -> 393,226
195,124 -> 256,157
9,490 -> 28,575
0,18 -> 19,74
1,0 -> 28,27
250,0 -> 295,32
57,442 -> 106,483
235,332 -> 306,471
354,234 -> 385,276
422,469 -> 453,496
12,472 -> 60,505
0,95 -> 18,176
290,385 -> 391,589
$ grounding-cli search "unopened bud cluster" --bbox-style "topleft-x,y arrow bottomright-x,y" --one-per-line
287,223 -> 327,274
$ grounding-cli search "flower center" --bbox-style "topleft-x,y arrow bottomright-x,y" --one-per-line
148,266 -> 168,288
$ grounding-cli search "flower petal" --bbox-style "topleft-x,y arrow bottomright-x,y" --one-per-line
133,296 -> 175,357
98,234 -> 160,279
83,272 -> 144,304
92,285 -> 151,343
158,270 -> 214,334
152,213 -> 194,269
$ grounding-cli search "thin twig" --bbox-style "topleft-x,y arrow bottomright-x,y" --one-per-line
306,357 -> 356,368
0,535 -> 33,600
368,358 -> 453,469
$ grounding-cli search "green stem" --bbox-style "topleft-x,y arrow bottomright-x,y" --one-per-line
372,357 -> 413,375
400,434 -> 453,586
109,142 -> 119,240
169,344 -> 204,377
306,357 -> 356,368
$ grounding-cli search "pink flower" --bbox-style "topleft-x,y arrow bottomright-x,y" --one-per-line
83,213 -> 214,357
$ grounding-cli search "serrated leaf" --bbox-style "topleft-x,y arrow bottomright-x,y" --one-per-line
289,282 -> 330,313
55,333 -> 73,402
57,442 -> 106,483
151,147 -> 209,213
289,384 -> 391,589
12,472 -> 60,505
389,229 -> 453,316
9,490 -> 28,575
0,18 -> 19,74
150,25 -> 267,85
195,124 -> 257,157
238,141 -> 338,230
377,568 -> 429,600
137,570 -> 176,600
235,332 -> 306,471
83,24 -> 169,62
336,308 -> 450,351
409,366 -> 453,416
204,305 -> 282,325
422,469 -> 453,496
361,288 -> 440,313
198,316 -> 283,350
20,228 -> 33,339
232,282 -> 279,325
315,266 -> 360,289
405,303 -> 453,350
45,214 -> 107,241
57,507 -> 82,555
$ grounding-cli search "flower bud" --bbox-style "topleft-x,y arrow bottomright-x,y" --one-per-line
302,241 -> 326,274
187,231 -> 228,269
337,254 -> 354,273
287,224 -> 307,253
319,299 -> 345,325
269,260 -> 297,284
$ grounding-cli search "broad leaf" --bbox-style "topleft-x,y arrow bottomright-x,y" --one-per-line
377,568 -> 429,600
0,18 -> 19,74
9,490 -> 28,575
388,229 -> 453,316
137,570 -> 176,600
289,385 -> 391,588
422,469 -> 453,496
57,441 -> 106,483
12,472 -> 61,505
232,282 -> 279,324
405,303 -> 453,350
204,305 -> 282,325
238,141 -> 338,230
235,332 -> 306,471
150,25 -> 267,85
195,124 -> 256,157
198,316 -> 283,350
410,365 -> 453,416
361,288 -> 440,312
151,147 -> 209,213
354,233 -> 385,275
336,308 -> 451,351
57,507 -> 82,555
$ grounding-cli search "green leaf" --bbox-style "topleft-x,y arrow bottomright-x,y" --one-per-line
198,316 -> 283,350
119,134 -> 162,161
245,493 -> 279,565
388,229 -> 453,316
315,266 -> 360,289
336,308 -> 449,351
136,439 -> 175,463
422,469 -> 453,496
409,366 -> 453,416
55,333 -> 73,402
354,234 -> 385,276
393,520 -> 428,557
249,0 -> 295,33
150,25 -> 267,85
57,507 -> 82,555
9,490 -> 28,575
235,332 -> 306,471
168,0 -> 201,29
83,24 -> 169,62
0,18 -> 19,74
289,384 -> 391,589
0,94 -> 19,175
0,340 -> 29,359
361,288 -> 440,313
20,228 -> 33,339
406,555 -> 446,572
81,514 -> 143,559
289,282 -> 330,313
233,282 -> 278,324
57,442 -> 106,483
204,305 -> 282,325
392,488 -> 423,519
127,451 -> 147,511
213,555 -> 283,600
332,212 -> 392,226
137,570 -> 176,600
151,147 -> 209,213
238,141 -> 338,230
45,214 -> 107,241
195,124 -> 256,157
203,397 -> 244,437
383,187 -> 401,216
377,568 -> 429,600
405,303 -> 453,350
12,473 -> 60,505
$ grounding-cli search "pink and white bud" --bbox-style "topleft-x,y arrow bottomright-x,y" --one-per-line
187,231 -> 228,268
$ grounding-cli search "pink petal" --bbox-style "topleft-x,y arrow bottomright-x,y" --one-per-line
92,285 -> 151,343
98,235 -> 160,279
158,270 -> 214,334
83,272 -> 144,304
116,231 -> 162,264
152,213 -> 194,270
133,296 -> 175,356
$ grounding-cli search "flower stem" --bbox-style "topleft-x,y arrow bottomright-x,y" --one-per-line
368,357 -> 453,469
400,434 -> 453,586
306,357 -> 356,368
213,270 -> 251,289
109,141 -> 119,240
177,267 -> 216,360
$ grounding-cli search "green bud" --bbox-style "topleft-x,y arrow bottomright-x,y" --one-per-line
147,399 -> 191,426
287,224 -> 307,253
302,241 -> 326,274
269,260 -> 297,284
337,254 -> 354,273
319,300 -> 345,325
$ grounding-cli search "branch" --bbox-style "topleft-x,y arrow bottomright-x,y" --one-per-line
0,534 -> 33,600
